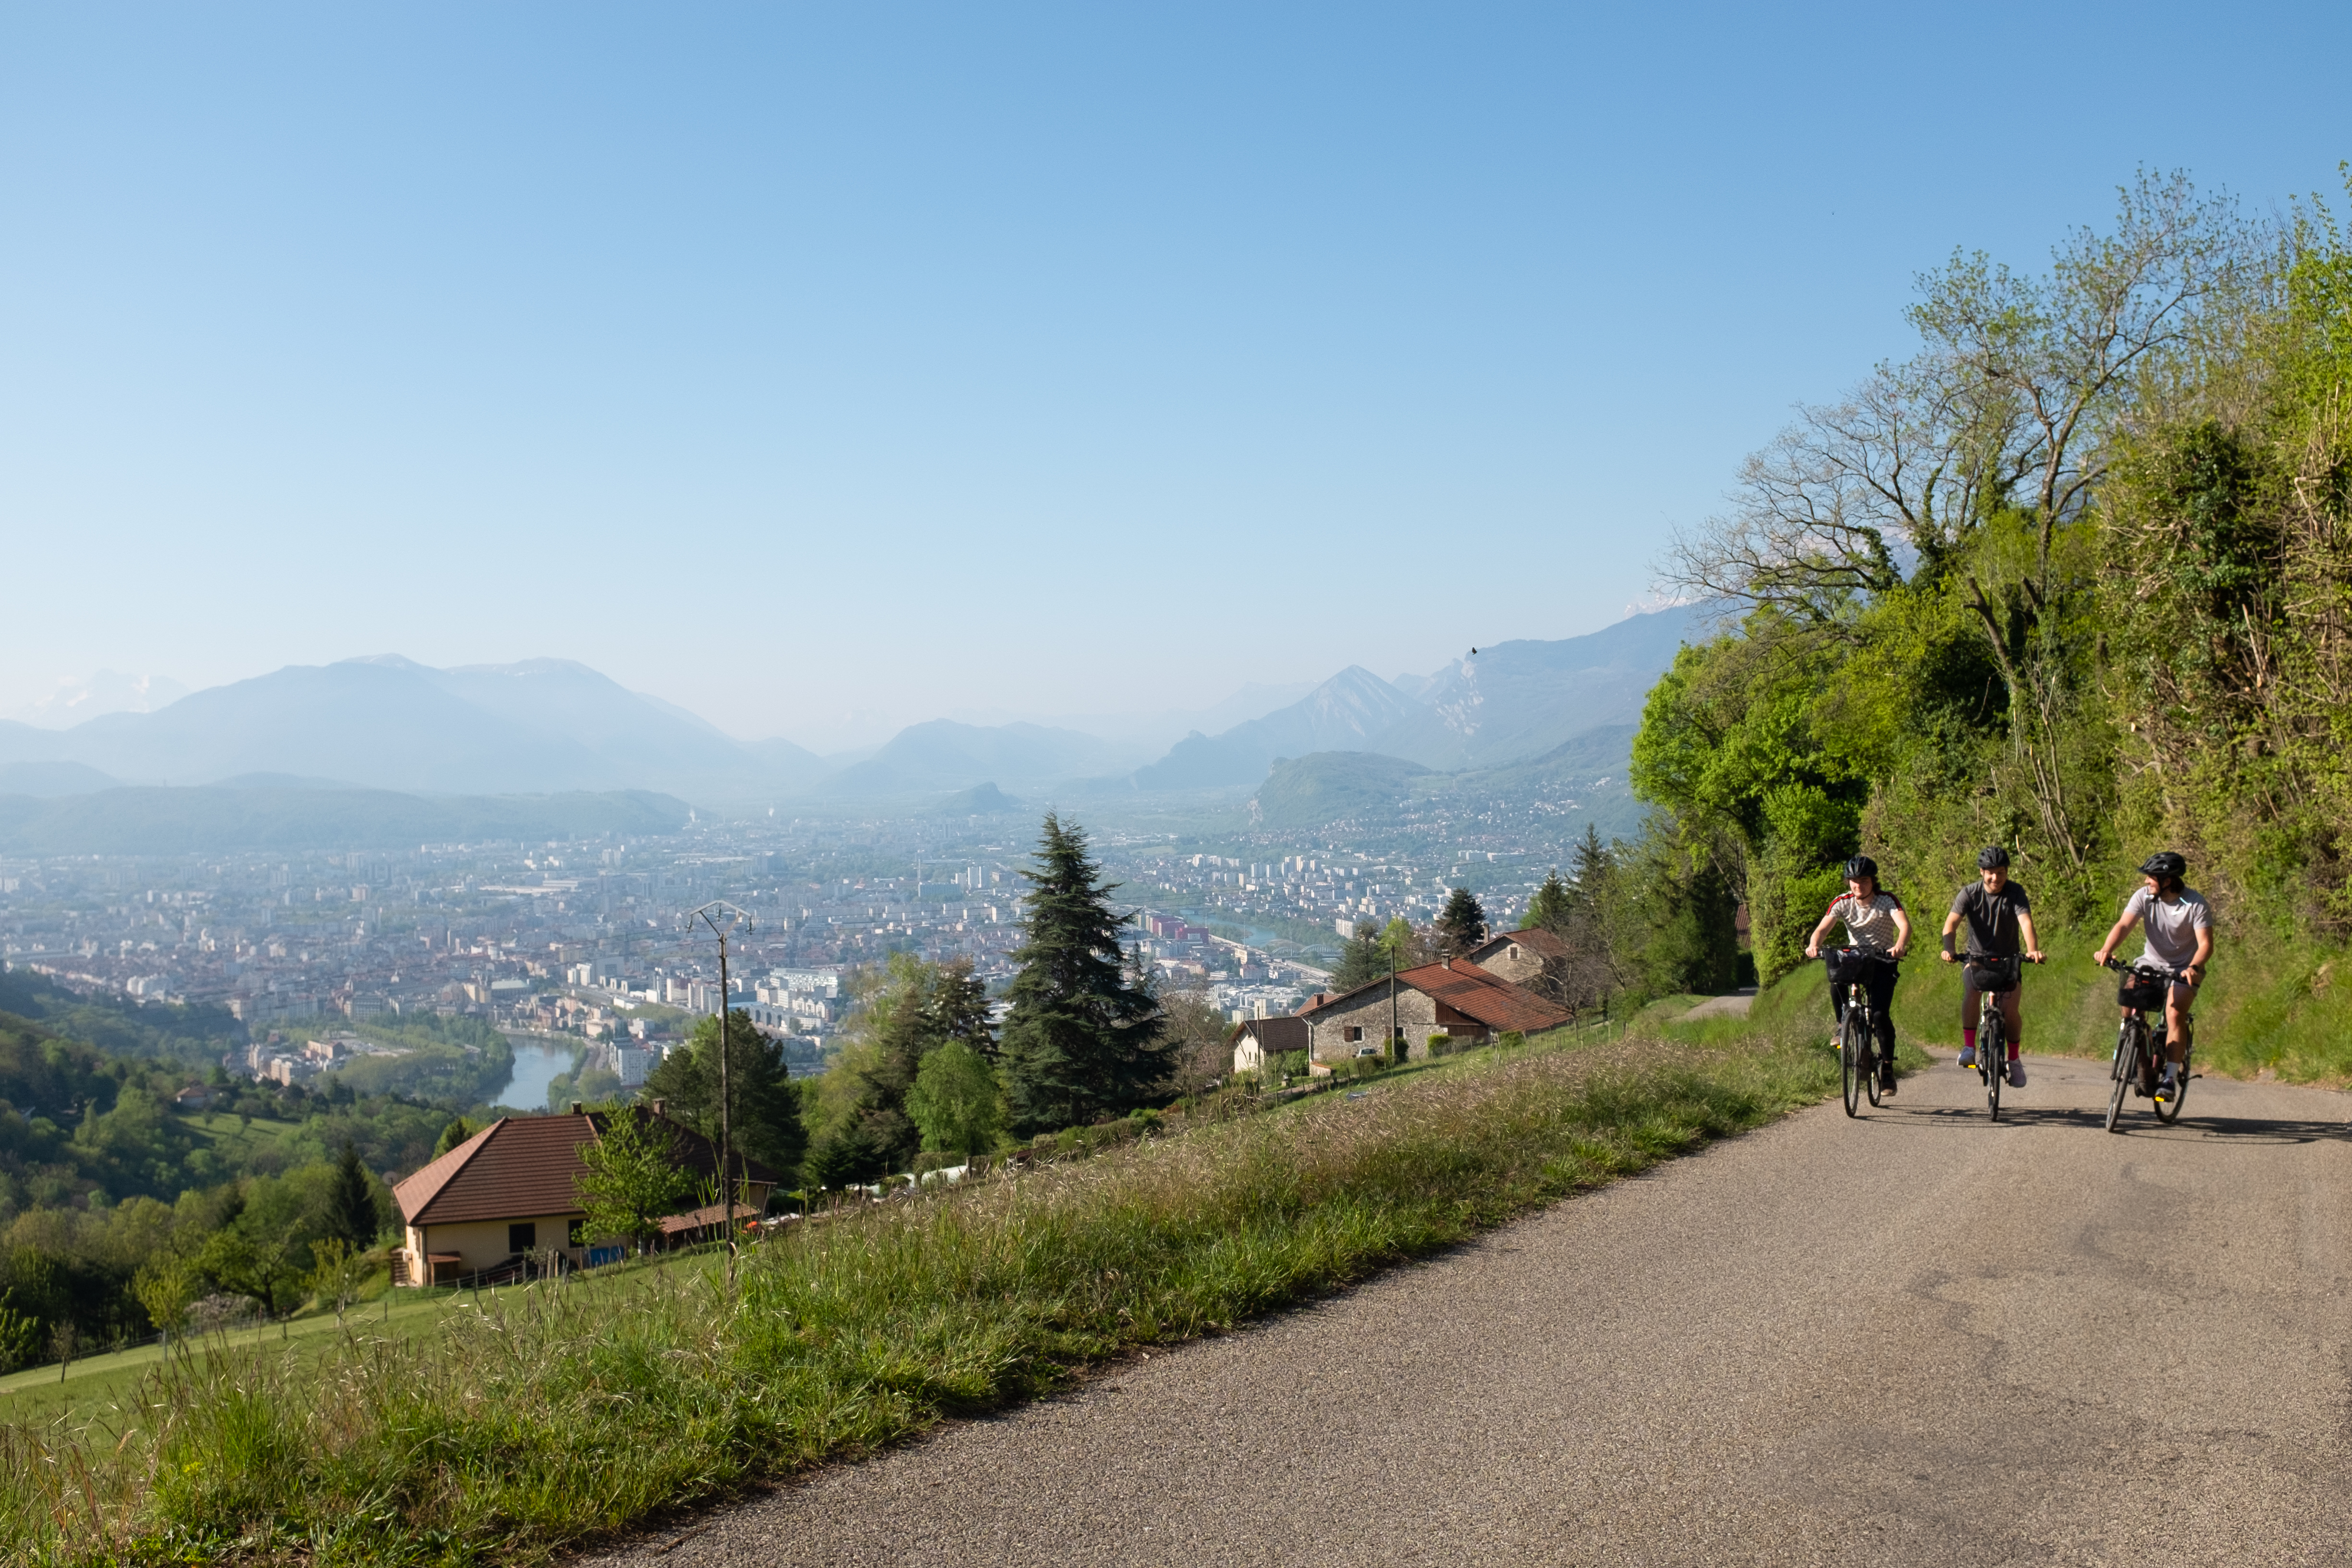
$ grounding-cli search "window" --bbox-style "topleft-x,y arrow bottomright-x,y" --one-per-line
509,1222 -> 536,1254
1343,1026 -> 1363,1042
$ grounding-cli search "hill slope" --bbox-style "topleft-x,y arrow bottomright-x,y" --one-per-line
1131,667 -> 1422,791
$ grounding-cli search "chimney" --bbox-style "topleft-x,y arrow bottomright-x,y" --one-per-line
571,1101 -> 584,1115
651,1099 -> 666,1118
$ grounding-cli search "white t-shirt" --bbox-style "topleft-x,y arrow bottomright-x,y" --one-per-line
1826,891 -> 1905,954
2124,885 -> 2212,972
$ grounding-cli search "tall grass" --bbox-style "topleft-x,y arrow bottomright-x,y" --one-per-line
0,1026 -> 1836,1567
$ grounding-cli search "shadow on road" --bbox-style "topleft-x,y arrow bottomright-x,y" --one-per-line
1858,1102 -> 2352,1144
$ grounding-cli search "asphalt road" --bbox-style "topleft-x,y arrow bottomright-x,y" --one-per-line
586,1052 -> 2352,1567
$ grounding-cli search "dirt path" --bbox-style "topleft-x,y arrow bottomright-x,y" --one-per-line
584,1052 -> 2352,1566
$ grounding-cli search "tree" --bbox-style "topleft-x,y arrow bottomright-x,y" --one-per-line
304,1238 -> 368,1321
1522,872 -> 1573,932
1329,928 -> 1390,991
924,956 -> 998,1058
433,1117 -> 476,1159
904,1041 -> 1006,1158
1435,888 -> 1487,955
132,1257 -> 202,1339
1378,917 -> 1436,968
325,1140 -> 378,1251
1155,986 -> 1233,1096
642,1008 -> 808,1181
998,813 -> 1170,1135
575,1109 -> 695,1255
0,1288 -> 38,1373
805,955 -> 978,1185
198,1225 -> 299,1321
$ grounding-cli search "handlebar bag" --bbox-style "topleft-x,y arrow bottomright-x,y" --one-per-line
2116,969 -> 2169,1010
1825,949 -> 1884,988
1965,956 -> 2021,994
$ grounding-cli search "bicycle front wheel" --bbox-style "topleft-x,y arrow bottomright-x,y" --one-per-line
1840,1007 -> 1865,1117
1863,1020 -> 1884,1109
2155,1047 -> 2190,1125
2105,1019 -> 2136,1134
1983,1011 -> 2004,1120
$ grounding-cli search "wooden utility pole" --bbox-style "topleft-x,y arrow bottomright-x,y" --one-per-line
685,900 -> 750,1287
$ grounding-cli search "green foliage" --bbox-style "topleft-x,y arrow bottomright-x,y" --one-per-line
324,1141 -> 379,1250
131,1256 -> 202,1335
1329,928 -> 1391,991
432,1117 -> 476,1159
641,1009 -> 806,1181
1435,888 -> 1487,955
904,1041 -> 1005,1158
573,1111 -> 694,1253
807,955 -> 997,1185
998,814 -> 1170,1136
0,1286 -> 37,1372
1522,871 -> 1573,931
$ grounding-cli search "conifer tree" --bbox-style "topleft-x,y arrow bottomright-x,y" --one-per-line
1436,887 -> 1487,955
1522,871 -> 1574,932
326,1140 -> 379,1251
999,813 -> 1169,1135
1330,927 -> 1390,990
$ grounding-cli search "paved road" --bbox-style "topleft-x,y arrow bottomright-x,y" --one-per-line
588,1053 -> 2352,1567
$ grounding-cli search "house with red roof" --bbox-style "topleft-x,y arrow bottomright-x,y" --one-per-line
1293,957 -> 1571,1065
390,1103 -> 782,1286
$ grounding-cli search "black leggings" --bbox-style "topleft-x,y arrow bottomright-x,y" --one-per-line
1831,963 -> 1899,1058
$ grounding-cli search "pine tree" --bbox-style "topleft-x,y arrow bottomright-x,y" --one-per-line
999,813 -> 1169,1135
1436,888 -> 1487,955
642,1008 -> 808,1180
1330,928 -> 1390,991
1522,871 -> 1574,932
923,956 -> 998,1058
326,1140 -> 378,1250
1570,825 -> 1611,902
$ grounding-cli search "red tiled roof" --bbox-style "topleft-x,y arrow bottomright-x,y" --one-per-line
1298,959 -> 1571,1035
1223,1016 -> 1310,1051
1467,927 -> 1570,965
393,1109 -> 781,1228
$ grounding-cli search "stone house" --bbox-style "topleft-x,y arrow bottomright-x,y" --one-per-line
1224,1014 -> 1310,1077
391,1103 -> 780,1286
1462,926 -> 1571,990
1295,958 -> 1571,1065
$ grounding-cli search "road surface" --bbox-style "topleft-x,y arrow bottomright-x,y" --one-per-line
586,1051 -> 2352,1566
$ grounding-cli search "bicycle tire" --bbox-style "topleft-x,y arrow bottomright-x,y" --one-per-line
1840,1004 -> 1865,1117
1863,1015 -> 1884,1108
2155,1043 -> 2190,1125
1982,1008 -> 2004,1120
2104,1017 -> 2136,1134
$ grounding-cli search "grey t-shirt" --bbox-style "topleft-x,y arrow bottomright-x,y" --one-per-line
1949,880 -> 2031,957
2125,885 -> 2212,972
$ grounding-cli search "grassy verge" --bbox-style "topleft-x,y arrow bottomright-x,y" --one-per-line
2,1022 -> 1839,1566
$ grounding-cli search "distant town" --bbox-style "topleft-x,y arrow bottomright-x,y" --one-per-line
0,808 -> 1558,1108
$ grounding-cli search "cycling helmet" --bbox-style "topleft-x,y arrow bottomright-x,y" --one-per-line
1841,855 -> 1878,882
2139,850 -> 2187,880
1977,845 -> 2011,870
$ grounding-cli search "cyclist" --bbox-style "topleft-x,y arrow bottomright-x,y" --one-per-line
1803,855 -> 1911,1095
1940,846 -> 2044,1088
2091,851 -> 2213,1102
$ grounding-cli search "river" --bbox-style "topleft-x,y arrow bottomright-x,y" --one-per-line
493,1037 -> 579,1113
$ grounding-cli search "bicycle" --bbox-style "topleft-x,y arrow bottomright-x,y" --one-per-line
1825,947 -> 1897,1117
2103,956 -> 2193,1131
1963,953 -> 2034,1120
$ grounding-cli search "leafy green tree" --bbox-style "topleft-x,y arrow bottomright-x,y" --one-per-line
641,1008 -> 807,1180
904,1041 -> 1005,1158
998,814 -> 1170,1135
574,1111 -> 694,1255
132,1257 -> 202,1337
0,1287 -> 38,1373
433,1117 -> 477,1159
1435,889 -> 1487,955
304,1238 -> 368,1321
804,954 -> 981,1184
325,1140 -> 378,1250
198,1225 -> 299,1321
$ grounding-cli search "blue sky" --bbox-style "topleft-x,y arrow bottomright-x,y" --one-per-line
2,2 -> 2346,749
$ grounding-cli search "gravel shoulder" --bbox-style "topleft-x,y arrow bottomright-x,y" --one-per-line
584,1051 -> 2352,1567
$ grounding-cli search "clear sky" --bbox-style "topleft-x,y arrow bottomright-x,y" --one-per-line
3,2 -> 2347,749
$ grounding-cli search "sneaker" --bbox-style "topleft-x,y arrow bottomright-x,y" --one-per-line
1958,1045 -> 1977,1068
2155,1066 -> 2176,1102
1879,1069 -> 1898,1097
2007,1059 -> 2026,1089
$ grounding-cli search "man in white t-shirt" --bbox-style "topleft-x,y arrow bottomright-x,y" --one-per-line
1804,855 -> 1911,1095
2091,850 -> 2214,1101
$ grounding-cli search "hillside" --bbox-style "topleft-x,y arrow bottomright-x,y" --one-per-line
1129,667 -> 1422,791
1249,752 -> 1433,830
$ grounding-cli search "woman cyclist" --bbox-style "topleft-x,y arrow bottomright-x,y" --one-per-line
1941,846 -> 2044,1088
2091,851 -> 2214,1102
1803,856 -> 1911,1096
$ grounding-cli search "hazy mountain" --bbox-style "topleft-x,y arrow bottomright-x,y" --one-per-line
1128,667 -> 1422,791
5,671 -> 188,728
1248,751 -> 1434,830
816,721 -> 1132,798
1446,723 -> 1643,843
0,657 -> 810,799
1362,604 -> 1710,772
924,782 -> 1025,817
743,736 -> 834,793
0,785 -> 688,856
0,761 -> 121,797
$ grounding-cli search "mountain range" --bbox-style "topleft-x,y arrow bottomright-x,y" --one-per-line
0,605 -> 1709,829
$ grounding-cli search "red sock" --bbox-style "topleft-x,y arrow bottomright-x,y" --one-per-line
1963,1027 -> 1976,1054
2008,1040 -> 2021,1062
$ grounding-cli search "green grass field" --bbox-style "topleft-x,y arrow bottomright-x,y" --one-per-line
3,1009 -> 1846,1567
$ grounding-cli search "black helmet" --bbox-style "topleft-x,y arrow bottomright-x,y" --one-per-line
2139,850 -> 2187,880
1841,855 -> 1878,882
1977,845 -> 2010,870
